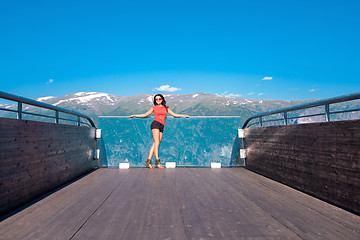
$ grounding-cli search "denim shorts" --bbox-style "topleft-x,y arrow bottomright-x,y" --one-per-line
150,120 -> 164,132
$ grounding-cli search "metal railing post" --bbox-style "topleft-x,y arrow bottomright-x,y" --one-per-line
284,112 -> 288,125
17,102 -> 22,120
259,117 -> 263,127
325,104 -> 330,122
77,116 -> 81,126
55,110 -> 59,124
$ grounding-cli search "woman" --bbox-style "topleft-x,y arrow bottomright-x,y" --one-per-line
129,94 -> 190,168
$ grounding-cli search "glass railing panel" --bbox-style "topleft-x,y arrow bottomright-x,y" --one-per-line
0,99 -> 17,119
99,117 -> 243,167
330,99 -> 360,121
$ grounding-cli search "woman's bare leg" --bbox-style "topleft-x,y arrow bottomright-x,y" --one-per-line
148,129 -> 164,168
153,130 -> 163,160
146,131 -> 157,169
148,130 -> 163,159
148,143 -> 155,160
156,131 -> 164,168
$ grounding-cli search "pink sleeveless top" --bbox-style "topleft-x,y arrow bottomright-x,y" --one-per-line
152,105 -> 168,125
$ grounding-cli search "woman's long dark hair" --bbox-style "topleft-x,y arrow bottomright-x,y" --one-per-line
153,94 -> 168,111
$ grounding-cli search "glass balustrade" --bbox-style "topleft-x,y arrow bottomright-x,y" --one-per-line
99,117 -> 244,167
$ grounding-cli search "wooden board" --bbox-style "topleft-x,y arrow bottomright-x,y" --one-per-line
0,118 -> 96,216
0,168 -> 359,240
244,119 -> 360,214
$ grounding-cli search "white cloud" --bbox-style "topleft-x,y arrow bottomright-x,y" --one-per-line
154,84 -> 181,92
309,89 -> 319,92
262,77 -> 273,80
46,79 -> 54,84
247,92 -> 255,95
258,93 -> 264,96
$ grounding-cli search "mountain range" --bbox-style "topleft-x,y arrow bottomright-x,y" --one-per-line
35,92 -> 306,125
1,91 -> 358,126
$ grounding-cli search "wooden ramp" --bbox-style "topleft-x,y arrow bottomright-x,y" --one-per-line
1,168 -> 359,240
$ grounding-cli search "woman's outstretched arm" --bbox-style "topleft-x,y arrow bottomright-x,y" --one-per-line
167,108 -> 190,118
129,108 -> 154,118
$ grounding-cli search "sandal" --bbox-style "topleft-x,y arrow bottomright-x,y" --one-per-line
155,159 -> 164,169
145,159 -> 153,169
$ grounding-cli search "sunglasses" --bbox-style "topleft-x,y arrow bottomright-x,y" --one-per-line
155,98 -> 162,101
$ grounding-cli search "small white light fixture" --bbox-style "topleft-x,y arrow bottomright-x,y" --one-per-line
240,149 -> 246,158
238,129 -> 245,138
211,162 -> 221,168
166,162 -> 176,168
95,129 -> 102,139
119,163 -> 130,169
94,149 -> 100,160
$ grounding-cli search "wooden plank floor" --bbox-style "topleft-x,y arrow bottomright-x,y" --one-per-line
1,168 -> 359,240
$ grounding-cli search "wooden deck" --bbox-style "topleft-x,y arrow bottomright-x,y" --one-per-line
1,168 -> 359,240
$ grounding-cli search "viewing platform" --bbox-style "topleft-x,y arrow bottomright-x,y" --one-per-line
1,91 -> 359,239
1,168 -> 359,240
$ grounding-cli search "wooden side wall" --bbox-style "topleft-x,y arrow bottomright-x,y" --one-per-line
0,118 -> 96,216
244,119 -> 360,215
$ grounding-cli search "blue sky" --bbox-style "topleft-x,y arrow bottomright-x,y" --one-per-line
1,0 -> 359,101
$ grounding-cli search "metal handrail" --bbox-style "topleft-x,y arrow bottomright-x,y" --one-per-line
99,116 -> 241,118
242,92 -> 360,129
0,90 -> 96,128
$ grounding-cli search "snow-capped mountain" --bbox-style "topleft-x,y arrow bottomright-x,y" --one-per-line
2,91 -> 358,126
36,92 -> 123,107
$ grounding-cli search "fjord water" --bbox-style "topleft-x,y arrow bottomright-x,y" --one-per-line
99,117 -> 244,167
